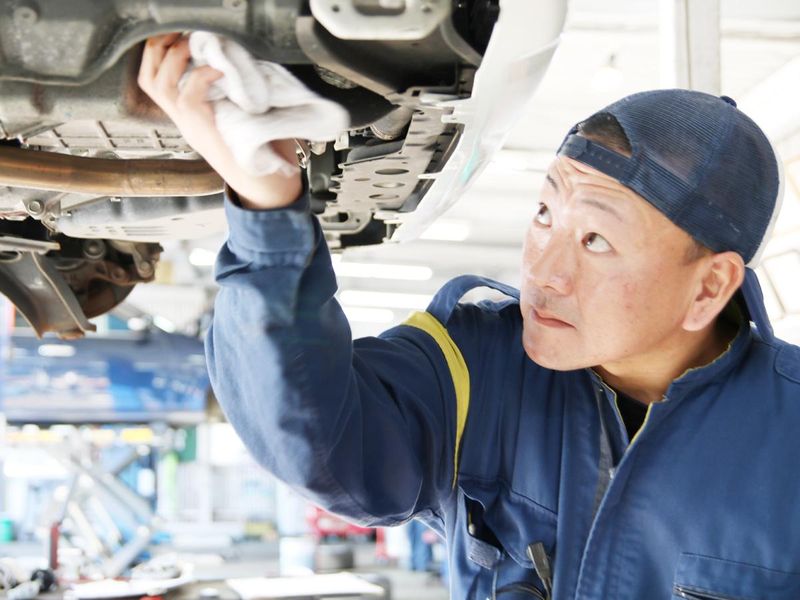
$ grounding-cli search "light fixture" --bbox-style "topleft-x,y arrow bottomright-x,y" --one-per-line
126,317 -> 149,332
341,306 -> 396,324
419,220 -> 471,242
339,290 -> 431,310
332,258 -> 432,281
153,315 -> 176,332
189,247 -> 217,267
37,344 -> 76,358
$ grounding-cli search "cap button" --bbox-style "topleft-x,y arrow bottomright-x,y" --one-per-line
720,95 -> 738,107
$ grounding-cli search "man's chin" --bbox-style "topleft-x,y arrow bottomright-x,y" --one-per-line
521,332 -> 590,371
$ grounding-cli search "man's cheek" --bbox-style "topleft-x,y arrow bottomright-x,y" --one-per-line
621,279 -> 639,313
587,276 -> 640,326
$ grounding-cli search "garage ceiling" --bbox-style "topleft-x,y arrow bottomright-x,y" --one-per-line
126,0 -> 800,342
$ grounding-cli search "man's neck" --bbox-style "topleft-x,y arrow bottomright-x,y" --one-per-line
595,317 -> 739,405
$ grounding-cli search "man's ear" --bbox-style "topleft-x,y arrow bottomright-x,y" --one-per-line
683,251 -> 745,332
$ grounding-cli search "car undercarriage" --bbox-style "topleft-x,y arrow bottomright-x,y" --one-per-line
0,0 -> 564,337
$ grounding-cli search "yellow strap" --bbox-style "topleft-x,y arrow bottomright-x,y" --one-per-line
403,311 -> 470,488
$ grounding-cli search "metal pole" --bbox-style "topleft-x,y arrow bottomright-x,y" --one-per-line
659,0 -> 721,94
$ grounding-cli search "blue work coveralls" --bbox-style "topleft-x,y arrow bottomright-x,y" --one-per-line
206,193 -> 800,600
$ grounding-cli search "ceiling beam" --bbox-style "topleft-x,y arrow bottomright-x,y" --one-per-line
659,0 -> 721,93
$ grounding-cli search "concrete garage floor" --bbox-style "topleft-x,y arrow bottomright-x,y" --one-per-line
364,569 -> 449,600
0,540 -> 450,599
236,541 -> 450,600
185,540 -> 450,599
351,548 -> 449,600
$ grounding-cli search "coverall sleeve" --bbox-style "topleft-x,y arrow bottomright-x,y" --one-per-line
205,191 -> 463,526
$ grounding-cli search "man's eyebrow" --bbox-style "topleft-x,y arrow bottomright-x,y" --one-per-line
544,173 -> 626,222
580,198 -> 626,222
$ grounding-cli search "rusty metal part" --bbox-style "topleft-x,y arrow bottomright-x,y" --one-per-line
58,258 -> 145,319
295,17 -> 396,97
370,106 -> 414,140
108,240 -> 159,279
0,252 -> 97,338
0,146 -> 223,197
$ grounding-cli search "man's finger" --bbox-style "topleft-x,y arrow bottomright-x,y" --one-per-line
176,66 -> 223,113
138,32 -> 183,88
151,36 -> 192,100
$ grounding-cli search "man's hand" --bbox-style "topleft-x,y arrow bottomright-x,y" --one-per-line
137,33 -> 303,210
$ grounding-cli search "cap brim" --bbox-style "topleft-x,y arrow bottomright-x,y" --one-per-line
739,268 -> 774,341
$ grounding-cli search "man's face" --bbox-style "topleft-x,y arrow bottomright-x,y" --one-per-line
520,155 -> 707,372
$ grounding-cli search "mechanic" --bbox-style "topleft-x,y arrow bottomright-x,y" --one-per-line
139,34 -> 800,599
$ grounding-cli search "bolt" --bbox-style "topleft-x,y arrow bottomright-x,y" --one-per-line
82,239 -> 106,261
310,141 -> 327,155
27,199 -> 44,215
222,0 -> 245,10
137,261 -> 154,277
13,4 -> 39,25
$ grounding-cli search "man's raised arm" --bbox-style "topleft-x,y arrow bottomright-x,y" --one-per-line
138,34 -> 466,525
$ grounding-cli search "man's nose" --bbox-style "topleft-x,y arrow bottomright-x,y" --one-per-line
527,237 -> 574,295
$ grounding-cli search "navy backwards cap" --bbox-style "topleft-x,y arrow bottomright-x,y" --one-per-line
557,89 -> 784,341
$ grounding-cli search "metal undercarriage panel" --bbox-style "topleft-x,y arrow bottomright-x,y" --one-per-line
0,0 -> 506,336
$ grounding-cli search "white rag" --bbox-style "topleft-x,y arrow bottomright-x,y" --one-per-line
186,31 -> 350,177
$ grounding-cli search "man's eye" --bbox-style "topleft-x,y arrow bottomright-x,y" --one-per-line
583,232 -> 612,253
534,204 -> 552,226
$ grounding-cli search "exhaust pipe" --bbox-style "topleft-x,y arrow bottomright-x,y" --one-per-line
0,146 -> 223,197
370,106 -> 414,141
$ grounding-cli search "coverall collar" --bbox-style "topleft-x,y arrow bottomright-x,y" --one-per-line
666,319 -> 753,401
586,318 -> 753,404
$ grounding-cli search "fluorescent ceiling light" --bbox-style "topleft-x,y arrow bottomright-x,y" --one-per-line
332,258 -> 432,281
153,315 -> 176,333
341,306 -> 395,324
126,317 -> 149,331
189,247 -> 217,267
37,344 -> 76,358
339,290 -> 431,310
419,220 -> 471,242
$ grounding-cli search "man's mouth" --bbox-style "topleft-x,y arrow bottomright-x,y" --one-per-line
531,308 -> 574,329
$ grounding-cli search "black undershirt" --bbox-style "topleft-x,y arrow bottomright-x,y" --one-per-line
611,304 -> 743,442
615,392 -> 649,441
